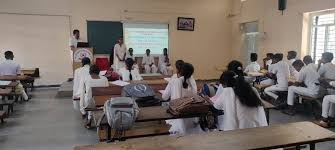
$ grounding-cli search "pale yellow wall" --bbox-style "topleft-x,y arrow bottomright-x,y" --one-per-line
231,0 -> 335,66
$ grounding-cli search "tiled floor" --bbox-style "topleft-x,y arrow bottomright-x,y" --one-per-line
0,88 -> 334,150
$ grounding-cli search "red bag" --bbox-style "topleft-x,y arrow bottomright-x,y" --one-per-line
105,68 -> 120,81
95,58 -> 109,71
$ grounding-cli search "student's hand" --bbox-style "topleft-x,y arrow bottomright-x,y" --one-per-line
318,59 -> 324,65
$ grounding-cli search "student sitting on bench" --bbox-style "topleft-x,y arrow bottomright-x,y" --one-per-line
264,53 -> 290,101
125,48 -> 138,68
282,60 -> 320,116
318,52 -> 335,81
118,58 -> 142,81
315,81 -> 335,128
162,63 -> 201,136
0,51 -> 29,100
212,71 -> 267,131
303,55 -> 317,71
263,53 -> 274,70
158,48 -> 173,76
79,65 -> 109,128
244,53 -> 261,73
142,49 -> 158,73
287,51 -> 299,78
73,57 -> 91,110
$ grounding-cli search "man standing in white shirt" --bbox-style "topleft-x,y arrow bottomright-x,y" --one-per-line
264,53 -> 290,100
0,51 -> 28,100
142,49 -> 158,73
283,60 -> 320,115
159,48 -> 173,76
113,37 -> 127,72
69,29 -> 80,50
72,57 -> 91,111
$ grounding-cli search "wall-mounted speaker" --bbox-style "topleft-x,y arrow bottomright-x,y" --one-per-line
278,0 -> 287,14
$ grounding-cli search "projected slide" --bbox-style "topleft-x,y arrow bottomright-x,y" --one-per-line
124,23 -> 169,55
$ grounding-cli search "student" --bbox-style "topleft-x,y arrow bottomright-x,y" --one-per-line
303,55 -> 317,71
125,48 -> 138,68
287,51 -> 299,78
282,60 -> 320,115
263,53 -> 274,70
244,53 -> 261,73
171,60 -> 185,78
227,60 -> 245,77
142,49 -> 158,73
318,52 -> 335,80
264,53 -> 290,100
69,29 -> 80,50
212,71 -> 267,131
79,65 -> 109,128
73,57 -> 91,110
0,51 -> 28,100
162,63 -> 200,136
118,58 -> 142,81
158,48 -> 173,76
315,81 -> 335,128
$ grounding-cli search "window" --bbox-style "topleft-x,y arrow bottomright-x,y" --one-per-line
309,11 -> 335,62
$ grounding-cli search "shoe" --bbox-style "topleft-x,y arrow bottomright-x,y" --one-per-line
282,108 -> 296,116
313,120 -> 330,128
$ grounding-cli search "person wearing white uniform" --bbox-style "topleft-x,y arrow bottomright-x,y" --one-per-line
287,51 -> 299,78
118,58 -> 143,81
73,57 -> 91,110
79,65 -> 109,128
142,49 -> 158,73
159,48 -> 173,76
263,53 -> 274,70
314,81 -> 335,128
303,55 -> 317,71
318,52 -> 335,81
212,71 -> 267,131
264,53 -> 290,100
0,51 -> 28,100
125,48 -> 138,68
113,37 -> 127,71
162,63 -> 200,136
69,29 -> 81,61
244,53 -> 261,73
282,60 -> 320,116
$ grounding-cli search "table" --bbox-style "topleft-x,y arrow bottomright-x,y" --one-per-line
74,121 -> 335,150
140,73 -> 166,80
0,82 -> 19,89
0,75 -> 28,81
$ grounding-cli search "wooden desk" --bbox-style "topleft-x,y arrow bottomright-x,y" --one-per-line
140,73 -> 166,80
0,89 -> 12,95
0,75 -> 28,81
0,82 -> 19,89
74,122 -> 335,150
21,69 -> 35,76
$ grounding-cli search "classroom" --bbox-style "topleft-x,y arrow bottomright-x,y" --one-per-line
0,0 -> 335,149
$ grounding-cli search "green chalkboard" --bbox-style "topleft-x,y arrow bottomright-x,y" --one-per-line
87,21 -> 123,54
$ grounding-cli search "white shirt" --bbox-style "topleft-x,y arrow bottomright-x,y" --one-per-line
270,61 -> 290,88
118,67 -> 143,81
113,43 -> 127,70
213,87 -> 268,131
125,53 -> 135,61
142,54 -> 155,66
69,36 -> 80,48
162,76 -> 197,101
159,54 -> 169,66
244,62 -> 261,73
73,65 -> 90,98
79,75 -> 109,113
266,59 -> 272,67
297,64 -> 320,92
0,60 -> 21,76
318,63 -> 335,80
288,59 -> 299,78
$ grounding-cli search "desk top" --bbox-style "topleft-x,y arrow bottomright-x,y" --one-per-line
74,121 -> 335,150
0,75 -> 28,81
0,82 -> 19,88
0,89 -> 12,95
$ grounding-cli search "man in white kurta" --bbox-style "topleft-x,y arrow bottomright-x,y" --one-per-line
69,29 -> 81,61
142,49 -> 158,73
113,37 -> 127,72
158,48 -> 173,76
0,51 -> 28,100
73,57 -> 91,110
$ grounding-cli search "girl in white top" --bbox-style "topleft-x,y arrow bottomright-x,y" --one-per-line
118,58 -> 143,81
79,65 -> 109,128
212,71 -> 268,131
158,48 -> 173,76
162,63 -> 200,136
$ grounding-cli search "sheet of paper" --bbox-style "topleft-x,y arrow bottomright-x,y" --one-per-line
99,70 -> 107,76
158,90 -> 165,94
0,81 -> 11,86
140,73 -> 162,77
164,78 -> 171,82
110,80 -> 130,86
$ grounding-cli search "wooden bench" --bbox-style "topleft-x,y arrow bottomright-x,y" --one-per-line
74,121 -> 335,150
0,89 -> 15,115
0,110 -> 6,123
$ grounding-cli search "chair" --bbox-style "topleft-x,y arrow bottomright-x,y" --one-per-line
96,58 -> 110,71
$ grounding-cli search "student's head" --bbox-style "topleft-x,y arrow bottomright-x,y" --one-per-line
227,60 -> 244,77
4,51 -> 14,60
321,52 -> 334,63
81,57 -> 91,66
146,49 -> 150,56
266,53 -> 274,59
250,53 -> 258,62
73,29 -> 80,39
128,48 -> 133,55
163,48 -> 168,55
180,63 -> 194,89
89,65 -> 100,75
125,58 -> 134,70
303,55 -> 313,65
175,60 -> 185,75
118,37 -> 123,44
272,53 -> 283,63
292,60 -> 305,72
219,71 -> 262,107
287,51 -> 297,60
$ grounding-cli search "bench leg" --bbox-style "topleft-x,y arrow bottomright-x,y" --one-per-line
310,143 -> 315,150
265,109 -> 270,124
1,118 -> 4,123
